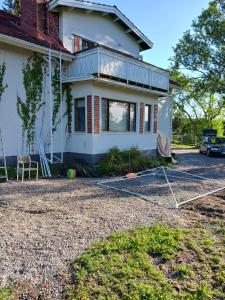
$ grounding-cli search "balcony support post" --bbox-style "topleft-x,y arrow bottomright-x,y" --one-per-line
97,47 -> 101,77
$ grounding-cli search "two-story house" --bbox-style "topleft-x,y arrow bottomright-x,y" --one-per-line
0,0 -> 176,166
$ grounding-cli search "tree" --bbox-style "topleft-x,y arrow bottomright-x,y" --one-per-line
171,0 -> 225,100
3,0 -> 21,16
3,0 -> 14,13
14,0 -> 21,16
171,70 -> 225,140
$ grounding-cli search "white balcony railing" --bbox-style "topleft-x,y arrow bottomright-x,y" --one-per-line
64,47 -> 169,91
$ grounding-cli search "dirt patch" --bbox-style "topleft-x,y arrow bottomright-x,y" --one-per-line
182,192 -> 225,220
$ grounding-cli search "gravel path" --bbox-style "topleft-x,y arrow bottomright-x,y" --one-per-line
0,149 -> 224,299
174,149 -> 225,179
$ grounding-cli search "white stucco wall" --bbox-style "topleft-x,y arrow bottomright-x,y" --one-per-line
69,80 -> 163,155
0,42 -> 29,157
0,42 -> 67,159
0,42 -> 172,162
59,9 -> 140,57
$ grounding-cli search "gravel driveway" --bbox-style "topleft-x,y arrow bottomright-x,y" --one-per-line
0,149 -> 224,299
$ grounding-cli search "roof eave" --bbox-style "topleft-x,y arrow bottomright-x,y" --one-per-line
0,33 -> 74,61
47,0 -> 153,50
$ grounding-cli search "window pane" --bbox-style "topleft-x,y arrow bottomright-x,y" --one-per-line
101,99 -> 136,132
102,99 -> 108,131
109,101 -> 129,132
82,39 -> 95,50
75,99 -> 85,132
145,105 -> 151,132
130,103 -> 136,132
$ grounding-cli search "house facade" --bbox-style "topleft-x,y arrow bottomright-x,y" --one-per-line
0,0 -> 175,166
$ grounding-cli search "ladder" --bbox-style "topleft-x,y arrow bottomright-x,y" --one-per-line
0,129 -> 8,181
36,131 -> 52,178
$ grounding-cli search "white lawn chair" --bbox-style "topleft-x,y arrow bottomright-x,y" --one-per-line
17,155 -> 39,182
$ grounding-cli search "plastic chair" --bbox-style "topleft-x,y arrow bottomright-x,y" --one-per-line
17,155 -> 39,182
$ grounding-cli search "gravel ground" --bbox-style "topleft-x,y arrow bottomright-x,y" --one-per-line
0,149 -> 224,299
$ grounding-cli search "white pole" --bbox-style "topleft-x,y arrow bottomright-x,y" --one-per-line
161,166 -> 178,208
98,166 -> 163,185
98,182 -> 154,203
165,168 -> 221,184
177,186 -> 225,207
49,48 -> 53,163
60,52 -> 63,163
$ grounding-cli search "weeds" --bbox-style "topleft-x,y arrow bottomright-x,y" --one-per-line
68,223 -> 224,299
0,287 -> 13,300
97,147 -> 169,176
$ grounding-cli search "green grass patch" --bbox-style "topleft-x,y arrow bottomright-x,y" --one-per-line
68,223 -> 225,300
97,147 -> 169,176
172,142 -> 197,149
0,287 -> 13,300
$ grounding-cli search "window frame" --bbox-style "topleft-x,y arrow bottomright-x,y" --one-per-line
101,98 -> 137,133
74,97 -> 86,133
144,104 -> 152,133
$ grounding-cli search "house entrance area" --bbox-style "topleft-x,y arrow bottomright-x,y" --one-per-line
98,165 -> 225,208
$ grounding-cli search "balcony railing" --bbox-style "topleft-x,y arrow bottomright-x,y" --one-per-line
64,46 -> 169,92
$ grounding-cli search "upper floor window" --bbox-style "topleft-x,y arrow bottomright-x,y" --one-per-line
82,38 -> 95,50
145,104 -> 152,132
102,99 -> 136,132
75,98 -> 86,132
74,35 -> 96,52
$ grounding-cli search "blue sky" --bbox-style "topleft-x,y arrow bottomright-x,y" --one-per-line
96,0 -> 209,69
0,0 -> 209,69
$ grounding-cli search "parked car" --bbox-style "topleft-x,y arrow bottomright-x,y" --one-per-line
199,136 -> 225,156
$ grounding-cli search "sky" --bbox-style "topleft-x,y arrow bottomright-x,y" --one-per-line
0,0 -> 209,69
94,0 -> 209,69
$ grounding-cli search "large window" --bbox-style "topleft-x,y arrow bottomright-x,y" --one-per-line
145,105 -> 152,132
102,99 -> 136,132
75,98 -> 86,132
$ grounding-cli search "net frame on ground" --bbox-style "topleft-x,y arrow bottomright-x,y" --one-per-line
98,167 -> 225,208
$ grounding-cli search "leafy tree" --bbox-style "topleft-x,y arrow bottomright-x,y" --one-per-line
171,0 -> 225,100
3,0 -> 14,13
3,0 -> 21,16
171,1 -> 225,142
172,70 -> 224,140
14,0 -> 21,16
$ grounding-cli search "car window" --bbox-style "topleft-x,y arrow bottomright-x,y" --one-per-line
209,138 -> 225,144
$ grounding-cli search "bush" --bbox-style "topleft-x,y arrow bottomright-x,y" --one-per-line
97,147 -> 168,176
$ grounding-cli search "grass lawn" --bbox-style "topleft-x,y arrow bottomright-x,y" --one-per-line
67,223 -> 225,300
1,223 -> 224,299
172,143 -> 197,149
0,288 -> 12,300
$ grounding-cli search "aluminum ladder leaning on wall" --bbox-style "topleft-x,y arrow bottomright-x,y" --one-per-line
36,131 -> 52,178
0,128 -> 8,181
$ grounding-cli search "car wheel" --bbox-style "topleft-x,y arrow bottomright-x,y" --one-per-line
207,150 -> 212,157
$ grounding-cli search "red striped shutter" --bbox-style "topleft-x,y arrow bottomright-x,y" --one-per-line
87,95 -> 92,133
94,96 -> 100,134
153,104 -> 158,134
74,35 -> 81,53
140,103 -> 144,134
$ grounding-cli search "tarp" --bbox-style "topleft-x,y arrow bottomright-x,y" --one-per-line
157,133 -> 171,158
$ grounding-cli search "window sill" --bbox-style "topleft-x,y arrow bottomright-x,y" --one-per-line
101,132 -> 139,135
72,132 -> 88,136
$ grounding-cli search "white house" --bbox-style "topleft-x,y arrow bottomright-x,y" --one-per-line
0,0 -> 177,166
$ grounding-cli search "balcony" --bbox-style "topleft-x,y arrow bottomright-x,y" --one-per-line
64,46 -> 170,93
